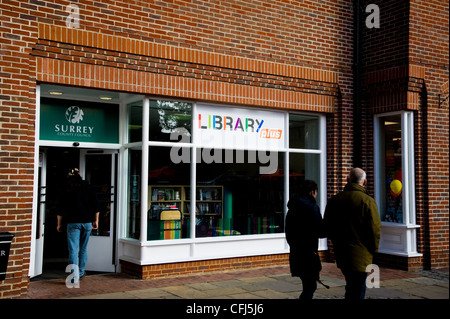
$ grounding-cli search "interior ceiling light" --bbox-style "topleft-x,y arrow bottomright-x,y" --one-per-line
49,91 -> 63,95
99,96 -> 112,100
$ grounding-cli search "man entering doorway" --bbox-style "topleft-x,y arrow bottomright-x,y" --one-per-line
57,168 -> 100,283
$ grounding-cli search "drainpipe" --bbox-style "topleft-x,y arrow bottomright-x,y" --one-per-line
353,0 -> 363,168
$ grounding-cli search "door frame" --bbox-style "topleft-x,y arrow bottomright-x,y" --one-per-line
31,83 -> 142,278
30,151 -> 47,278
30,146 -> 121,277
80,149 -> 118,273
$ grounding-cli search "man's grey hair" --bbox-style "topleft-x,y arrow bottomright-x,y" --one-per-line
349,167 -> 366,185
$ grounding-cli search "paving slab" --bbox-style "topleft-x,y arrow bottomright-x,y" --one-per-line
253,280 -> 301,293
251,289 -> 292,299
125,287 -> 178,299
161,285 -> 210,299
22,263 -> 449,301
318,275 -> 346,287
74,291 -> 138,299
406,285 -> 449,299
187,282 -> 220,291
314,286 -> 345,299
229,292 -> 265,299
201,286 -> 249,298
365,287 -> 413,299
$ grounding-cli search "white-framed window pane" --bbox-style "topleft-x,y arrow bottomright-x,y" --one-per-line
127,100 -> 143,143
289,114 -> 320,149
126,147 -> 142,239
149,100 -> 192,142
375,111 -> 415,225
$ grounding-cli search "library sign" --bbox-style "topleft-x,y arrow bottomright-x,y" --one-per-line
40,98 -> 119,143
194,105 -> 285,151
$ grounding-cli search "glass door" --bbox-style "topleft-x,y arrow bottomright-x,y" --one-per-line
31,151 -> 47,278
80,149 -> 117,272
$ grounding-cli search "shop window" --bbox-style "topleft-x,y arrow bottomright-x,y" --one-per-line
127,100 -> 143,143
289,153 -> 321,203
127,148 -> 141,240
289,114 -> 319,149
128,100 -> 325,243
147,146 -> 191,240
196,149 -> 285,237
149,100 -> 192,142
288,113 -> 323,212
375,112 -> 416,225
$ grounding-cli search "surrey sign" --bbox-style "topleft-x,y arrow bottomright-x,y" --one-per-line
40,99 -> 119,144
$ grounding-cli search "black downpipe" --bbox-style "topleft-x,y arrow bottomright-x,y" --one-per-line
420,83 -> 431,270
353,0 -> 363,168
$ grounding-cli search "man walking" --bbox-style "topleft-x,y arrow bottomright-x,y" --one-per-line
57,168 -> 100,283
324,168 -> 381,299
286,180 -> 326,299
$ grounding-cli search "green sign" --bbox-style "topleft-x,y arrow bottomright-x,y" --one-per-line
40,98 -> 119,143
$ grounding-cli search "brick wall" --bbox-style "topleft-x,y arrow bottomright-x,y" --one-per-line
360,0 -> 449,270
121,254 -> 291,280
0,1 -> 38,298
409,0 -> 449,269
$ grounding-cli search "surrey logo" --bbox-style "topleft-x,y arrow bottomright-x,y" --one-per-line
65,106 -> 84,124
54,105 -> 93,138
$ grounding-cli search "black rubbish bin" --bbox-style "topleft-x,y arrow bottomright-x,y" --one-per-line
0,232 -> 14,281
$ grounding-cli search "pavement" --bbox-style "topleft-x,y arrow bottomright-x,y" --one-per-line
9,262 -> 448,316
20,262 -> 448,300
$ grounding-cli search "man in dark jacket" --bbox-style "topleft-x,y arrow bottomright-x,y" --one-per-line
324,168 -> 381,299
57,168 -> 100,284
286,180 -> 325,299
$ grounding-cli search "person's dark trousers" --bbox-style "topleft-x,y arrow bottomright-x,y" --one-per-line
299,275 -> 318,299
342,270 -> 367,299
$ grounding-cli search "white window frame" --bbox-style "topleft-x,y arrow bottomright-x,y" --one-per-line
374,111 -> 421,257
119,100 -> 328,266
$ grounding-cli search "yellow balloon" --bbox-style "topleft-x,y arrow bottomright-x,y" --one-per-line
390,179 -> 402,198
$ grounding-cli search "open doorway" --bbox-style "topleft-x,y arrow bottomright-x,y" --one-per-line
32,147 -> 117,281
34,147 -> 79,280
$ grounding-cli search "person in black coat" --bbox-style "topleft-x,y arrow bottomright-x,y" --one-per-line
57,168 -> 100,284
285,180 -> 325,299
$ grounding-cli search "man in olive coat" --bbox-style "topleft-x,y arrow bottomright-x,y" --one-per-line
324,168 -> 381,299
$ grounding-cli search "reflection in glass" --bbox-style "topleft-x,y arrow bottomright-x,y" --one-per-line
127,148 -> 141,239
289,114 -> 319,149
85,154 -> 113,237
127,100 -> 143,143
149,100 -> 192,142
289,153 -> 321,205
196,149 -> 285,237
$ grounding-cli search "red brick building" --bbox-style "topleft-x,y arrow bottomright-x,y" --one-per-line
0,0 -> 448,298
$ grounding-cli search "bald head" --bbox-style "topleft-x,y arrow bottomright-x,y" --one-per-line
348,167 -> 367,187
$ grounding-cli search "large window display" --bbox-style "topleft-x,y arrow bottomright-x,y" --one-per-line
196,150 -> 285,237
125,99 -> 325,244
147,146 -> 191,240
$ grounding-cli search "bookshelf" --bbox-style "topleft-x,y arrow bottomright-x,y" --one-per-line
148,185 -> 183,220
148,185 -> 223,219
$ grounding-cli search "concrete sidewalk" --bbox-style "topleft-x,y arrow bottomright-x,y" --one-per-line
22,262 -> 449,300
